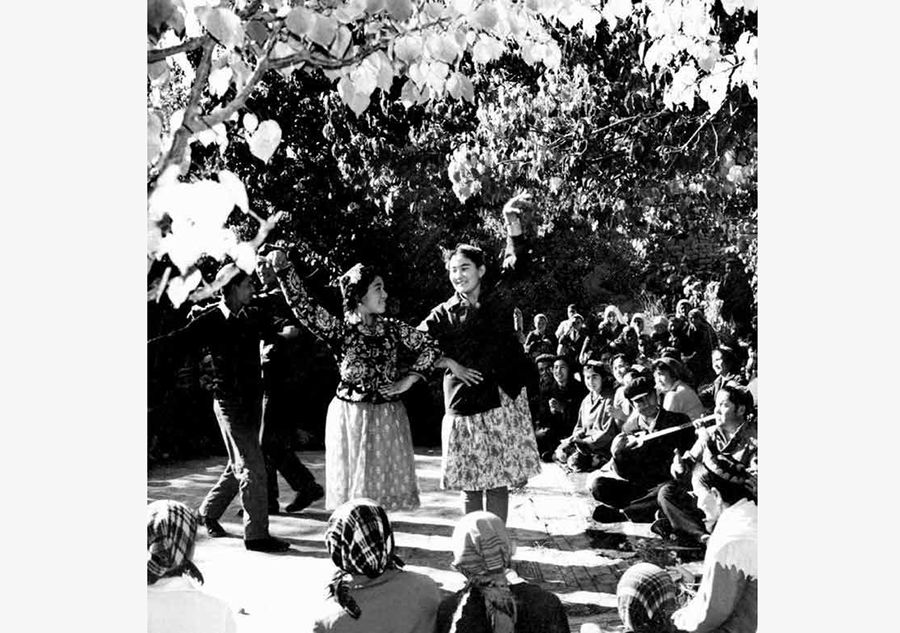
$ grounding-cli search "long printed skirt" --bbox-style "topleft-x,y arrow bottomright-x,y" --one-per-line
441,388 -> 541,491
324,397 -> 420,511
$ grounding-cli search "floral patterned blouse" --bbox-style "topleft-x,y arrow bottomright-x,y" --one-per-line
274,265 -> 440,404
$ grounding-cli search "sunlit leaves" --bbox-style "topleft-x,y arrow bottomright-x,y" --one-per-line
243,112 -> 259,133
664,64 -> 699,109
446,72 -> 475,102
285,7 -> 313,37
698,60 -> 732,114
208,66 -> 233,97
385,0 -> 413,22
148,111 -> 164,164
468,5 -> 499,30
472,34 -> 505,64
196,7 -> 244,50
248,120 -> 283,163
217,170 -> 249,214
394,34 -> 424,63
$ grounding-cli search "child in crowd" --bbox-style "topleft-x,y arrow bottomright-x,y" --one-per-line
553,360 -> 618,472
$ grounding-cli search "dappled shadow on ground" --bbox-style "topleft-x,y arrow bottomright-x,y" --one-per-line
585,529 -> 705,565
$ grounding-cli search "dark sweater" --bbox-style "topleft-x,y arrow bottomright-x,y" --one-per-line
611,409 -> 694,488
436,582 -> 569,633
418,235 -> 536,416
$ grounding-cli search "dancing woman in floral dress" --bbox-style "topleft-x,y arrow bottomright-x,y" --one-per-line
417,193 -> 541,523
267,252 -> 440,511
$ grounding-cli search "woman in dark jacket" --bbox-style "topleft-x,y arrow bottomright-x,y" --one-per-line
417,193 -> 541,523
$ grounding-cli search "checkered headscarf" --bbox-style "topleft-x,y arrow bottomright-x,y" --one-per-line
147,500 -> 203,586
616,563 -> 677,632
324,499 -> 404,619
449,512 -> 517,633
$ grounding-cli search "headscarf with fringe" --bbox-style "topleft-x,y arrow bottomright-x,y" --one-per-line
324,499 -> 404,619
616,562 -> 678,632
147,500 -> 204,586
449,511 -> 517,633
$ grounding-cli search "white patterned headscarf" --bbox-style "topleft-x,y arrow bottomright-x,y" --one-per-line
449,511 -> 517,633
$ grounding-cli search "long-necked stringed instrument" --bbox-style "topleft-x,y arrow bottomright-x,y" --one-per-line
632,413 -> 717,447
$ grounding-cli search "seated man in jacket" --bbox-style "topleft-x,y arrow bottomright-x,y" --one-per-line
654,382 -> 758,545
534,355 -> 587,462
590,376 -> 695,523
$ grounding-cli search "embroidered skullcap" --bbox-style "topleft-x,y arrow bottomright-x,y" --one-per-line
701,448 -> 751,486
324,499 -> 403,619
338,263 -> 379,313
449,512 -> 517,633
616,562 -> 678,632
147,500 -> 203,585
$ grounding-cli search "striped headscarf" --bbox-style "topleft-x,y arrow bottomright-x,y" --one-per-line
616,562 -> 677,632
449,511 -> 517,633
324,499 -> 404,619
147,500 -> 204,585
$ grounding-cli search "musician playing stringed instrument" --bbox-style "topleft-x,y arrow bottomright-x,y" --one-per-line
654,382 -> 758,546
590,376 -> 697,524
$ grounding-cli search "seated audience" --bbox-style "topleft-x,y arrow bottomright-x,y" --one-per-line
609,354 -> 632,426
668,316 -> 693,360
648,316 -> 671,358
534,356 -> 587,461
309,499 -> 441,633
147,500 -> 237,633
436,511 -> 569,633
683,309 -> 718,386
556,313 -> 587,375
524,313 -> 557,358
611,452 -> 758,633
554,361 -> 618,472
655,383 -> 758,546
697,346 -> 744,411
653,357 -> 705,422
590,376 -> 694,523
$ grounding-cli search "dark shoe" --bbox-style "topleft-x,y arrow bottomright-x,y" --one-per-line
200,516 -> 228,538
650,517 -> 673,539
592,505 -> 627,523
245,536 -> 291,553
284,484 -> 325,513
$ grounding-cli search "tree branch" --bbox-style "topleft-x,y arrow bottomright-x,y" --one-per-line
155,37 -> 216,177
148,37 -> 205,64
194,35 -> 279,130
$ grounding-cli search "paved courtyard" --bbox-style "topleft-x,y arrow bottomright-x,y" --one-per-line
148,449 -> 702,633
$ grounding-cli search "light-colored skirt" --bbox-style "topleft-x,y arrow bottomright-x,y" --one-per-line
325,398 -> 420,511
441,388 -> 541,491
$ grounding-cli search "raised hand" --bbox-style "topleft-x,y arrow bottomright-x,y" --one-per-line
266,249 -> 290,273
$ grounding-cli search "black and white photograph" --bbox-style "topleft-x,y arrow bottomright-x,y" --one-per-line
11,1 -> 897,631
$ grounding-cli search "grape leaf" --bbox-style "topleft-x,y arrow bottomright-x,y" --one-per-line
285,7 -> 313,37
337,76 -> 372,115
334,0 -> 367,23
330,26 -> 352,58
425,34 -> 462,64
148,0 -> 177,39
468,6 -> 498,30
365,0 -> 386,13
472,35 -> 504,64
243,112 -> 259,133
400,78 -> 423,108
446,72 -> 475,103
208,66 -> 233,97
148,61 -> 170,87
166,270 -> 203,308
218,170 -> 249,214
368,51 -> 396,91
385,0 -> 413,22
394,35 -> 423,63
245,19 -> 269,45
308,15 -> 339,48
148,111 -> 163,164
198,8 -> 244,50
248,120 -> 283,163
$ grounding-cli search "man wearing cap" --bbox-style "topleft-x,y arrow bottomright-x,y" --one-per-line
590,376 -> 695,523
148,263 -> 292,553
